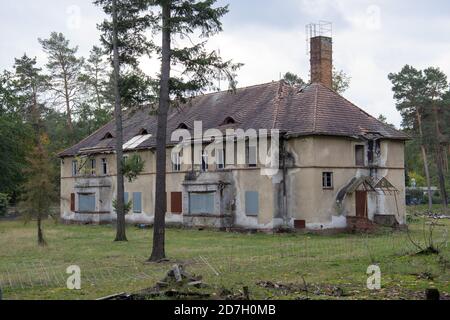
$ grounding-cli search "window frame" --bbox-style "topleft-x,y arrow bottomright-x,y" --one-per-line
247,144 -> 257,168
355,144 -> 365,167
72,160 -> 78,176
90,158 -> 96,176
101,158 -> 108,175
78,193 -> 96,212
322,172 -> 334,190
201,150 -> 209,172
172,152 -> 181,172
245,191 -> 259,216
216,148 -> 225,170
132,192 -> 142,214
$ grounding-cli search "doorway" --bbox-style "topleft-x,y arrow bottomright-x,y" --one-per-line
355,191 -> 368,218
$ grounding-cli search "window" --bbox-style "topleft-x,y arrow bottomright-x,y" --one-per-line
189,192 -> 214,214
101,158 -> 108,175
355,145 -> 365,166
133,192 -> 142,213
322,172 -> 333,189
124,192 -> 129,204
247,145 -> 257,168
172,152 -> 181,172
171,192 -> 183,214
78,193 -> 96,212
216,148 -> 225,170
101,132 -> 113,140
70,193 -> 75,212
72,160 -> 78,176
245,191 -> 259,216
90,158 -> 96,175
201,150 -> 208,172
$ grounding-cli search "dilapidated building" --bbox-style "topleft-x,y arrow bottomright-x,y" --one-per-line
58,35 -> 408,231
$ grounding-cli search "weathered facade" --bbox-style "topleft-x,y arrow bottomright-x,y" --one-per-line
59,36 -> 408,231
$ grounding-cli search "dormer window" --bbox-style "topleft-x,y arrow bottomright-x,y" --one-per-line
222,117 -> 236,125
177,123 -> 189,130
138,129 -> 149,136
101,132 -> 113,140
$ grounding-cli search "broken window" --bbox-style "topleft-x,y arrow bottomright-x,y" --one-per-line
322,172 -> 333,189
72,160 -> 78,176
355,145 -> 365,166
101,158 -> 108,175
189,192 -> 214,214
133,192 -> 142,213
245,191 -> 259,216
70,193 -> 75,211
78,193 -> 95,212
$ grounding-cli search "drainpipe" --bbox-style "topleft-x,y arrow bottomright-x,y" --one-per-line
280,133 -> 289,227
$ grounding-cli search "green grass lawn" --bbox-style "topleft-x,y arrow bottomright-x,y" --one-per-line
0,207 -> 448,300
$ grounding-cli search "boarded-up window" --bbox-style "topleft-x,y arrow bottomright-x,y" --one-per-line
70,193 -> 75,211
78,193 -> 95,212
189,192 -> 214,214
171,192 -> 183,214
133,192 -> 142,213
245,191 -> 259,216
355,145 -> 365,166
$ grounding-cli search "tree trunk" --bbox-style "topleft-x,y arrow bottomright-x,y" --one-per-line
63,72 -> 74,138
112,0 -> 127,242
417,111 -> 433,212
149,1 -> 171,262
431,101 -> 448,210
37,214 -> 46,246
435,146 -> 448,209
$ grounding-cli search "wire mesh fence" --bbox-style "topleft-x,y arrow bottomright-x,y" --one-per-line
0,227 -> 448,299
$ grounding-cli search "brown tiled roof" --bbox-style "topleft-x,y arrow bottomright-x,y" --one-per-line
58,81 -> 408,157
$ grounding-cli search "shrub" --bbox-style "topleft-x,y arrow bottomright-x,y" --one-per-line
0,193 -> 10,216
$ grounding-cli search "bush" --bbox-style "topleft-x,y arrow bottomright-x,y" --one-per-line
0,193 -> 10,216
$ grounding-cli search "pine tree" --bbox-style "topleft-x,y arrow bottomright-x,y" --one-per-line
39,32 -> 84,139
146,0 -> 242,261
388,65 -> 434,211
21,135 -> 57,246
95,0 -> 153,241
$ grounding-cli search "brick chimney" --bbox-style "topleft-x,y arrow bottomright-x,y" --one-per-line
310,36 -> 333,88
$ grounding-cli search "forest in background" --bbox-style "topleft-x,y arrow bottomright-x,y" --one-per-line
0,30 -> 449,215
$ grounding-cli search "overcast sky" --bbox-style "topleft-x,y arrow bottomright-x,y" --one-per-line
1,0 -> 450,128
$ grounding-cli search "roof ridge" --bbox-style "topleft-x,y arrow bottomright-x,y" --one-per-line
193,80 -> 282,99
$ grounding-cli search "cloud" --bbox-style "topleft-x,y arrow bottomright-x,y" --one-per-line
1,0 -> 450,128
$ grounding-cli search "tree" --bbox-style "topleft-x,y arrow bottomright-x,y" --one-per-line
282,72 -> 306,87
80,46 -> 110,111
377,114 -> 396,129
21,135 -> 57,246
332,67 -> 351,94
39,32 -> 84,139
388,65 -> 434,211
95,0 -> 153,241
423,67 -> 448,209
146,0 -> 242,262
283,68 -> 351,94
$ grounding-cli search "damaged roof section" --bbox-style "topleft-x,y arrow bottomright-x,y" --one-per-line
58,81 -> 408,157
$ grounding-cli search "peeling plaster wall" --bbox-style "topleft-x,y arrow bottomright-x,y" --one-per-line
60,136 -> 406,229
